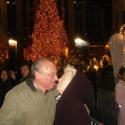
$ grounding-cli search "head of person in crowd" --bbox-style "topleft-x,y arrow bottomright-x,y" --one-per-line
19,61 -> 30,82
0,69 -> 9,82
31,57 -> 58,93
100,55 -> 110,68
9,70 -> 16,81
117,66 -> 125,82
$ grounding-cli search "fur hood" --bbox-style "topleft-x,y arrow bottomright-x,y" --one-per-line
57,65 -> 76,94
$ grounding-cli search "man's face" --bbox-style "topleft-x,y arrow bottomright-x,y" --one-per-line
21,65 -> 30,78
36,62 -> 58,91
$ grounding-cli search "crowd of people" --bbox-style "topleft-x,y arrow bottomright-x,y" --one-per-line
0,56 -> 123,125
0,61 -> 30,107
0,57 -> 94,125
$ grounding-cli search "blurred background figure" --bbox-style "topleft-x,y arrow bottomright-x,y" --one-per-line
86,58 -> 98,93
115,67 -> 125,125
97,55 -> 115,90
0,69 -> 16,107
100,55 -> 110,68
18,61 -> 30,83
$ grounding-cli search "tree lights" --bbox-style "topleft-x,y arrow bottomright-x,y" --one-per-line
31,0 -> 68,61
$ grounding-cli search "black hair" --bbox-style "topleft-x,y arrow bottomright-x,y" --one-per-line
20,61 -> 30,68
119,67 -> 125,75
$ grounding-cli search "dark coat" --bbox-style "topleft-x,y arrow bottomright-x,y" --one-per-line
53,71 -> 93,125
0,78 -> 16,107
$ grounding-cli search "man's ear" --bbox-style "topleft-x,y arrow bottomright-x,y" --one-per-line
35,71 -> 41,79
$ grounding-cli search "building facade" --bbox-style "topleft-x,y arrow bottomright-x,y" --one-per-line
58,0 -> 87,44
0,0 -> 8,47
112,0 -> 125,32
59,0 -> 112,45
15,0 -> 37,60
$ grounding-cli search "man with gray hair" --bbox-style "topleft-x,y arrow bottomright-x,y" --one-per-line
0,57 -> 59,125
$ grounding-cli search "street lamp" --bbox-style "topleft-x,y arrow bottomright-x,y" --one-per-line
8,38 -> 17,63
74,37 -> 89,47
8,39 -> 17,48
74,37 -> 89,70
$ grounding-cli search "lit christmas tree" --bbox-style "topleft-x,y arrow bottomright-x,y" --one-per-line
31,0 -> 68,61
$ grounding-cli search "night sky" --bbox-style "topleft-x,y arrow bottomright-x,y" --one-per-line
7,0 -> 112,45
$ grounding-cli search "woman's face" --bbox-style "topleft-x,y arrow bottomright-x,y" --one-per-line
0,70 -> 8,81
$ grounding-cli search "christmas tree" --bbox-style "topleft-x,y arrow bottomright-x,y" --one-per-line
31,0 -> 68,61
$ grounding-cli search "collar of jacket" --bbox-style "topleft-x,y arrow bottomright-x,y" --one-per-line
26,77 -> 38,91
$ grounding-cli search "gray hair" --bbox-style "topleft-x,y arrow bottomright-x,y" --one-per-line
30,57 -> 52,79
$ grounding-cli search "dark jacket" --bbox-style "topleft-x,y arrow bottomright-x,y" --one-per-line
53,71 -> 93,125
0,78 -> 16,107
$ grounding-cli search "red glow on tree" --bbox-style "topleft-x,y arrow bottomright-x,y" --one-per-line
31,0 -> 68,61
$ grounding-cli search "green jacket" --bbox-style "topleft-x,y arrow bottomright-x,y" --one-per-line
0,78 -> 59,125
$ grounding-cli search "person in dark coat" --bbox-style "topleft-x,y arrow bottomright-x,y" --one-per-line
0,69 -> 17,107
53,65 -> 93,125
